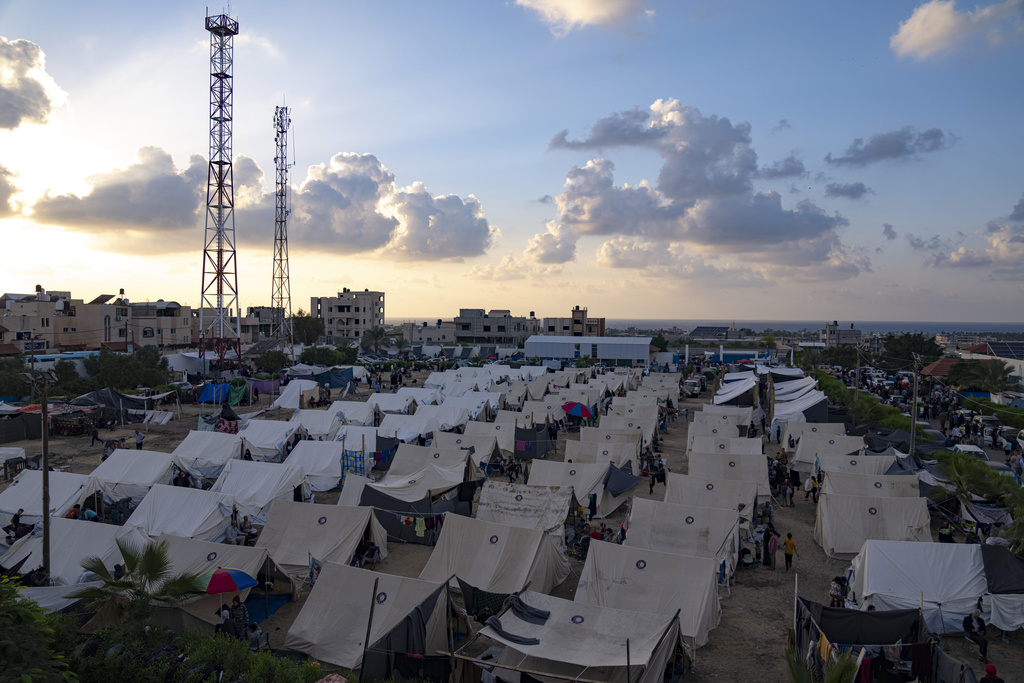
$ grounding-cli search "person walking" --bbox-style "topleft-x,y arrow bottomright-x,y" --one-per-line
133,429 -> 145,451
783,533 -> 799,570
768,530 -> 778,570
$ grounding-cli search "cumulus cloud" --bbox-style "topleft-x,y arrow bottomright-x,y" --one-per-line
927,194 -> 1024,278
0,165 -> 17,217
825,126 -> 954,166
759,154 -> 806,179
906,233 -> 949,250
469,252 -> 564,281
591,237 -> 770,284
516,0 -> 649,35
525,221 -> 577,263
0,37 -> 58,130
824,182 -> 872,199
1010,194 -> 1024,221
891,0 -> 1024,60
386,184 -> 497,260
883,223 -> 898,240
772,119 -> 792,133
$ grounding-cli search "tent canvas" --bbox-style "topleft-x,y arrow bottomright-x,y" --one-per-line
212,460 -> 310,525
284,441 -> 344,491
663,473 -> 758,518
124,484 -> 234,543
289,409 -> 342,441
464,421 -> 516,457
791,433 -> 866,473
285,563 -> 448,669
494,409 -> 535,427
440,393 -> 499,420
0,469 -> 95,528
89,449 -> 179,502
782,421 -> 845,446
270,379 -> 320,411
330,401 -> 376,426
575,540 -> 720,656
396,387 -> 441,406
431,431 -> 501,464
475,481 -> 572,539
687,436 -> 762,457
687,452 -> 771,502
528,461 -> 639,518
419,513 -> 568,594
815,454 -> 897,476
579,427 -> 643,447
712,377 -> 756,405
239,419 -> 303,463
388,443 -> 483,481
412,404 -> 472,431
701,405 -> 753,422
256,500 -> 388,584
564,439 -> 639,467
773,390 -> 828,423
366,394 -> 415,414
814,495 -> 931,559
599,415 -> 656,445
377,414 -> 441,443
336,425 -> 380,451
170,430 -> 242,479
822,471 -> 921,498
625,497 -> 741,574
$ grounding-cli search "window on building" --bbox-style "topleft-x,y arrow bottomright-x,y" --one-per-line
42,318 -> 50,328
143,327 -> 155,338
170,329 -> 176,334
483,326 -> 491,332
563,325 -> 570,331
461,324 -> 470,331
379,296 -> 384,302
547,326 -> 555,332
354,306 -> 360,312
497,326 -> 505,332
119,329 -> 126,338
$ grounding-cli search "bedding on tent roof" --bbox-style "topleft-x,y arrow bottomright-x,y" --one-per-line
329,400 -> 376,426
431,431 -> 501,464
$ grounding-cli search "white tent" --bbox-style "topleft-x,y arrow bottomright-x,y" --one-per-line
0,446 -> 25,459
366,393 -> 415,415
419,513 -> 568,594
0,517 -> 149,586
155,534 -> 268,629
822,471 -> 920,498
464,421 -> 515,457
256,500 -> 388,584
289,409 -> 342,441
791,433 -> 865,473
124,485 -> 235,543
523,399 -> 564,423
396,386 -> 441,406
284,441 -> 344,491
239,419 -> 304,462
781,421 -> 845,447
412,404 -> 472,431
368,463 -> 465,502
388,443 -> 483,481
477,590 -> 678,683
528,460 -> 639,518
170,430 -> 243,479
377,413 -> 441,443
431,431 -> 501,464
814,494 -> 931,559
773,376 -> 817,396
89,449 -> 179,502
0,470 -> 95,528
441,393 -> 499,420
687,452 -> 770,501
816,454 -> 897,475
212,460 -> 310,525
475,481 -> 572,540
576,540 -> 720,657
773,390 -> 827,423
600,415 -> 656,446
579,426 -> 643,447
495,409 -> 535,427
285,563 -> 448,669
330,400 -> 376,426
702,404 -> 754,421
336,425 -> 380,450
625,497 -> 741,574
687,420 -> 743,442
664,473 -> 758,518
564,439 -> 640,467
270,379 -> 320,410
687,435 -> 762,456
712,377 -> 756,405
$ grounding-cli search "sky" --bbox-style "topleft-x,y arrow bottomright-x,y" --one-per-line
1,0 -> 1023,324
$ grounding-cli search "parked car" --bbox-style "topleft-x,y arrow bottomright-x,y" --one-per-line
952,444 -> 989,461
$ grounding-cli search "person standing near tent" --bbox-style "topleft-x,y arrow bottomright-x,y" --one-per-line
783,533 -> 799,570
133,429 -> 145,450
767,529 -> 778,570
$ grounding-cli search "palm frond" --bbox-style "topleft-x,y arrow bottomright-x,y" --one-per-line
79,555 -> 114,582
783,646 -> 813,683
136,540 -> 173,588
155,572 -> 207,602
822,650 -> 859,683
115,536 -> 145,576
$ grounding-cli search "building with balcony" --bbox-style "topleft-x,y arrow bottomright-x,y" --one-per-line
821,321 -> 862,348
453,309 -> 540,346
310,288 -> 386,343
400,320 -> 457,345
542,305 -> 606,337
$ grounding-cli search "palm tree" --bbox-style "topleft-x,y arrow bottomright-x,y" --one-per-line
785,646 -> 859,683
69,538 -> 206,624
360,326 -> 390,354
394,335 -> 411,360
796,348 -> 823,372
973,359 -> 1016,395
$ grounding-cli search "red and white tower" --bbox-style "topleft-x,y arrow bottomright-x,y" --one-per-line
199,13 -> 242,369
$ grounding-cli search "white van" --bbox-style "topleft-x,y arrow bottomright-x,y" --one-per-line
952,444 -> 989,461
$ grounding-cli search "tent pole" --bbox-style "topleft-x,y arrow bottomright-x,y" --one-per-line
626,638 -> 631,683
361,576 -> 380,683
445,581 -> 456,682
264,555 -> 268,624
793,573 -> 799,634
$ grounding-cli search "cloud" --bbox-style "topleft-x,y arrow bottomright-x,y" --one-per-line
0,37 -> 60,130
1010,194 -> 1024,221
825,126 -> 954,166
772,119 -> 792,133
883,223 -> 898,240
516,0 -> 649,35
759,154 -> 806,179
469,252 -> 563,281
0,165 -> 17,217
890,0 -> 1024,60
906,233 -> 949,250
591,237 -> 770,284
385,184 -> 498,260
537,195 -> 554,204
927,195 -> 1024,278
824,182 -> 872,199
524,221 -> 577,263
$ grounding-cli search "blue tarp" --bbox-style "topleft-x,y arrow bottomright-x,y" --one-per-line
244,592 -> 292,623
197,384 -> 231,403
313,367 -> 354,389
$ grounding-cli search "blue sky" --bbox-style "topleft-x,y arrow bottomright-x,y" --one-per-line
1,0 -> 1022,322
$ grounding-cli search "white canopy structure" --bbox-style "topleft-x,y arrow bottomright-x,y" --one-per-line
256,500 -> 388,584
564,439 -> 640,467
576,541 -> 720,657
432,432 -> 501,464
412,404 -> 472,431
773,376 -> 817,397
367,463 -> 464,502
712,377 -> 756,405
625,497 -> 741,574
475,482 -> 573,541
822,471 -> 920,498
814,495 -> 931,559
419,513 -> 568,594
600,415 -> 656,446
0,517 -> 149,586
791,433 -> 866,473
124,485 -> 234,543
270,379 -> 320,411
781,421 -> 845,447
476,590 -> 678,683
239,419 -> 303,463
388,444 -> 483,481
89,449 -> 179,502
366,393 -> 415,415
464,421 -> 516,457
377,413 -> 441,443
687,452 -> 770,501
396,386 -> 441,406
528,461 -> 639,518
170,430 -> 243,479
212,460 -> 310,525
284,441 -> 344,491
773,390 -> 827,423
330,401 -> 376,426
285,563 -> 448,669
495,409 -> 535,427
664,473 -> 758,517
0,470 -> 94,528
815,454 -> 897,475
289,409 -> 342,441
579,426 -> 643,447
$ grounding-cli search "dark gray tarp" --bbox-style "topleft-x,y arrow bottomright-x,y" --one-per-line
313,367 -> 354,389
800,398 -> 828,423
602,461 -> 642,497
0,415 -> 27,443
796,597 -> 922,647
70,388 -> 153,411
358,486 -> 468,545
362,585 -> 445,681
514,425 -> 555,460
980,545 -> 1024,594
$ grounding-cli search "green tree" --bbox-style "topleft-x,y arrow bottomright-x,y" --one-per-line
394,335 -> 411,360
291,309 -> 324,346
575,355 -> 595,368
820,345 -> 858,369
299,346 -> 342,366
0,579 -> 76,682
360,325 -> 390,353
52,359 -> 80,386
256,350 -> 288,373
335,340 -> 358,365
759,334 -> 777,350
0,356 -> 29,397
784,645 -> 858,683
651,334 -> 669,352
946,359 -> 983,388
871,333 -> 943,373
69,538 -> 206,624
795,347 -> 823,372
973,359 -> 1016,395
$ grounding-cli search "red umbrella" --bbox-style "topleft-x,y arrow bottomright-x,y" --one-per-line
561,401 -> 594,419
200,566 -> 257,594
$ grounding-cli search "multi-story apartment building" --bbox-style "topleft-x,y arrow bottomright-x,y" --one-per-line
310,288 -> 386,343
542,305 -> 606,337
401,320 -> 457,345
453,309 -> 540,346
821,321 -> 862,348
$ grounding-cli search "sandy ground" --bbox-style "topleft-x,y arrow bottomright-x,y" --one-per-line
4,372 -> 1022,680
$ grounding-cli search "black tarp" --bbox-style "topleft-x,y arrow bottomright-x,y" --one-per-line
796,597 -> 922,647
0,415 -> 27,443
980,545 -> 1024,594
312,367 -> 354,389
514,425 -> 555,460
801,399 -> 829,423
602,461 -> 642,497
362,584 -> 445,682
70,388 -> 152,411
358,486 -> 468,545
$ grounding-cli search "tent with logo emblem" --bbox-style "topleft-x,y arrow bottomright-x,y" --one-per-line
687,452 -> 771,502
813,495 -> 931,559
663,473 -> 758,519
822,471 -> 920,498
624,497 -> 741,576
791,433 -> 866,473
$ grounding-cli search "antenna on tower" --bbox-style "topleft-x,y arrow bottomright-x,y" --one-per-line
271,104 -> 294,359
198,12 -> 242,372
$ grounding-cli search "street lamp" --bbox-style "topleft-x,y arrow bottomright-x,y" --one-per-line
20,370 -> 57,578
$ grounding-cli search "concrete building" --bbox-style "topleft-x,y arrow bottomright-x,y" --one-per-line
541,305 -> 606,337
310,288 -> 386,344
453,309 -> 540,346
400,320 -> 457,345
524,335 -> 653,367
821,321 -> 862,348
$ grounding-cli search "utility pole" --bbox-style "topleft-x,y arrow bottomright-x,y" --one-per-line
21,370 -> 56,578
909,353 -> 921,458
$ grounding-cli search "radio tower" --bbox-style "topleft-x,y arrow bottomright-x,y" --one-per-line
271,105 -> 294,356
199,13 -> 242,370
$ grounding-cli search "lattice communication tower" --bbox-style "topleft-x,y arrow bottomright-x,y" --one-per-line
199,13 -> 242,369
271,105 -> 294,355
